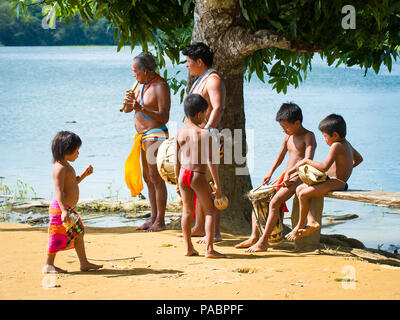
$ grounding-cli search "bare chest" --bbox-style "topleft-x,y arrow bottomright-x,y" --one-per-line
287,136 -> 306,156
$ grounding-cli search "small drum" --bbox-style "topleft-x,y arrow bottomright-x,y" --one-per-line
297,164 -> 327,186
157,137 -> 213,185
157,137 -> 178,185
247,184 -> 284,246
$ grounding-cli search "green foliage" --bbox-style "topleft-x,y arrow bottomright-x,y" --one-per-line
9,0 -> 400,94
240,0 -> 400,92
245,48 -> 313,93
1,0 -> 115,45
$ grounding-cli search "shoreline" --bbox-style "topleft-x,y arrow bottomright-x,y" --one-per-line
0,199 -> 400,266
1,199 -> 400,258
1,222 -> 400,300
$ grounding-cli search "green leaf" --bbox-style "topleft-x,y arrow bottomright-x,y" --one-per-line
183,0 -> 192,16
180,87 -> 185,103
315,0 -> 321,21
269,20 -> 283,31
270,61 -> 281,74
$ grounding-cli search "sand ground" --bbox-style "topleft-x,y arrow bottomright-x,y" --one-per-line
1,222 -> 399,300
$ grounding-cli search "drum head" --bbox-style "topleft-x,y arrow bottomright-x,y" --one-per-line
156,138 -> 177,185
156,137 -> 214,186
247,184 -> 276,200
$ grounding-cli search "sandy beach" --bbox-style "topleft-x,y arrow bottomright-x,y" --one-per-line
1,222 -> 399,300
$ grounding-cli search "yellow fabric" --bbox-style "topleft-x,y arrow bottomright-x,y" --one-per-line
124,133 -> 145,197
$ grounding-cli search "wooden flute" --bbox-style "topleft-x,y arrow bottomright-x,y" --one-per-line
120,81 -> 139,112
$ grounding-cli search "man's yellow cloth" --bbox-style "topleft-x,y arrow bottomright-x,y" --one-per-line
124,133 -> 145,197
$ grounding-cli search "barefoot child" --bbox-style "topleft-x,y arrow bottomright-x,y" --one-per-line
42,131 -> 103,273
285,114 -> 363,241
235,103 -> 316,252
175,94 -> 225,258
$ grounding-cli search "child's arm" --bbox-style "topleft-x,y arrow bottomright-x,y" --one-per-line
263,135 -> 289,184
77,165 -> 93,184
352,146 -> 363,168
283,166 -> 298,186
174,136 -> 181,195
53,166 -> 69,222
304,132 -> 317,161
297,143 -> 339,172
207,133 -> 222,198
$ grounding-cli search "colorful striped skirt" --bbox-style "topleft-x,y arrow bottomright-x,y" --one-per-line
48,200 -> 85,255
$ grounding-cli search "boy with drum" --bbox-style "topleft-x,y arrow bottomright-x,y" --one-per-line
175,94 -> 225,258
285,114 -> 363,241
236,103 -> 317,252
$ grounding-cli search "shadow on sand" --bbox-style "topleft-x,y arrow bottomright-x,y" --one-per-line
67,267 -> 184,278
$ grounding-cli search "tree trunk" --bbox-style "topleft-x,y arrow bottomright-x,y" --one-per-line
218,73 -> 254,234
191,0 -> 253,234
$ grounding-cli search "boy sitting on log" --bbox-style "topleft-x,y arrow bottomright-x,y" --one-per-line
285,114 -> 363,241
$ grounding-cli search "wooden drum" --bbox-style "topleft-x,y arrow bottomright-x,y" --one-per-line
247,184 -> 283,246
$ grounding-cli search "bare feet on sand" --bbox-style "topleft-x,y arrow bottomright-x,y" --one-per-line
176,227 -> 205,238
298,222 -> 320,238
285,227 -> 300,241
235,237 -> 259,249
176,232 -> 205,238
146,221 -> 166,232
184,248 -> 199,256
136,220 -> 153,231
196,234 -> 223,244
42,265 -> 68,274
205,250 -> 225,258
246,240 -> 269,253
80,262 -> 103,272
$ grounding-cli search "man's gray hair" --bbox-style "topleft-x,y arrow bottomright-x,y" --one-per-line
134,53 -> 158,72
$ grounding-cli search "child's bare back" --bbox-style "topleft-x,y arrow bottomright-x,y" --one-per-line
325,139 -> 358,183
175,94 -> 225,258
176,122 -> 212,174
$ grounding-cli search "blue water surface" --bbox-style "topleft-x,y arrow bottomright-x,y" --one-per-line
1,46 -> 399,250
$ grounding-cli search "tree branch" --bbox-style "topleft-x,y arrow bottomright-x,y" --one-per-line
226,26 -> 325,57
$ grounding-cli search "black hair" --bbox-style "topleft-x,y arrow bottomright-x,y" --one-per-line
182,42 -> 213,67
275,102 -> 303,123
184,94 -> 208,118
51,131 -> 82,162
318,114 -> 347,138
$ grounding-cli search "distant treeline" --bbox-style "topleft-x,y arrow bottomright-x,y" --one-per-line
0,0 -> 116,46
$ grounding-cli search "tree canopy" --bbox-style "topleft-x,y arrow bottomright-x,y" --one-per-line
11,0 -> 400,95
10,0 -> 400,231
1,0 -> 115,45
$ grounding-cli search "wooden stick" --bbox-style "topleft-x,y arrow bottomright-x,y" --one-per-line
88,255 -> 141,262
253,172 -> 300,192
120,81 -> 139,112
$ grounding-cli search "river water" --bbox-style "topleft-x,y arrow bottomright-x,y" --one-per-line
1,46 -> 399,251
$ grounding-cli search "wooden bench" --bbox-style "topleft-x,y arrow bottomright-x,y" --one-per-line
290,190 -> 400,251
